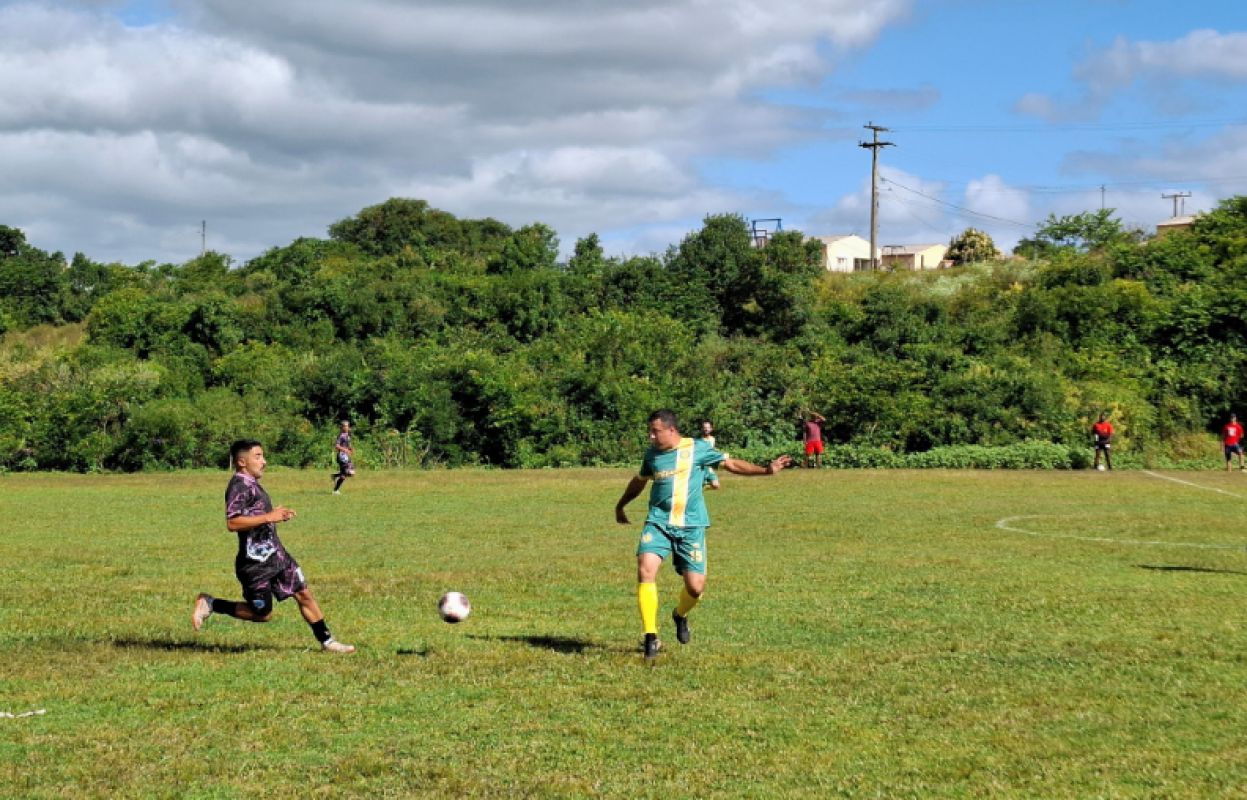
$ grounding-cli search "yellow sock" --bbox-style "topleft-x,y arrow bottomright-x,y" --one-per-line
675,585 -> 700,618
637,582 -> 659,635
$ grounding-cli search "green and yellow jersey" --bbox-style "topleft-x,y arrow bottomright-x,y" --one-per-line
640,437 -> 727,528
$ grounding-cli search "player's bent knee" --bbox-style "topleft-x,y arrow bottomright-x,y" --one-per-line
247,594 -> 274,617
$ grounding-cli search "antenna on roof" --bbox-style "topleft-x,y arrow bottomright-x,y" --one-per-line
750,218 -> 782,247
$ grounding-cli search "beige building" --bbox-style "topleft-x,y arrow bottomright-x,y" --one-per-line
814,234 -> 875,272
1155,215 -> 1196,237
880,243 -> 949,271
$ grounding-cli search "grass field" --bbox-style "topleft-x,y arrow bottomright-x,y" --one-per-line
4,466 -> 1247,798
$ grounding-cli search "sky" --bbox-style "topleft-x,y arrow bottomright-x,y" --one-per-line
1,0 -> 1245,265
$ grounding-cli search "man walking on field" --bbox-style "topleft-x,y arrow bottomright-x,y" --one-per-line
1092,412 -> 1113,471
615,410 -> 791,662
1223,413 -> 1245,471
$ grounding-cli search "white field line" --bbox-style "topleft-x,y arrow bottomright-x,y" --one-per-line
995,470 -> 1247,550
1142,470 -> 1247,499
1,709 -> 46,719
994,515 -> 1245,551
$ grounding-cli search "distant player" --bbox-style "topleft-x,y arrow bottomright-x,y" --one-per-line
1091,412 -> 1113,471
615,410 -> 791,662
699,419 -> 721,490
802,411 -> 826,468
332,420 -> 355,494
192,439 -> 355,653
1223,413 -> 1245,471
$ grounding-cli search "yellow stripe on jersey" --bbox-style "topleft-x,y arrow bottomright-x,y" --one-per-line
669,438 -> 695,526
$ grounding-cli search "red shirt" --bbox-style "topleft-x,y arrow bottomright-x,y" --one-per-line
1224,423 -> 1243,445
1092,421 -> 1113,441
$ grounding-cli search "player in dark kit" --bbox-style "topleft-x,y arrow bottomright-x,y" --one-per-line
192,439 -> 355,653
332,420 -> 355,495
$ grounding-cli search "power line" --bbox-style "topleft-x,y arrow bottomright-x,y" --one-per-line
883,187 -> 953,234
882,178 -> 1037,229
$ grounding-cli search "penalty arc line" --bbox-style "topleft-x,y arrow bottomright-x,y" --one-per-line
995,470 -> 1247,551
994,515 -> 1245,551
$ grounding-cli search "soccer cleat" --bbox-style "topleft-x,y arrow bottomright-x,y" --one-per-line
192,593 -> 212,631
321,639 -> 356,654
333,490 -> 341,495
643,633 -> 662,662
672,610 -> 690,645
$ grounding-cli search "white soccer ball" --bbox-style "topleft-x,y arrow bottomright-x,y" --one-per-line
438,591 -> 471,624
1096,464 -> 1106,472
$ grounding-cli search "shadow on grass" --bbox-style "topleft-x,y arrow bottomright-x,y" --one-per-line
396,646 -> 429,657
111,637 -> 277,654
1135,564 -> 1247,577
470,634 -> 605,654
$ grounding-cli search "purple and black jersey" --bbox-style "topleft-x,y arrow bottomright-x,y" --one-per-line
225,472 -> 305,601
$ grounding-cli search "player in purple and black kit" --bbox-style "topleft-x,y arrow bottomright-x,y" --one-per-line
332,420 -> 355,495
192,439 -> 355,653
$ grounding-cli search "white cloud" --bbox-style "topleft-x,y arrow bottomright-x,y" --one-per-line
0,0 -> 912,264
1017,28 -> 1247,122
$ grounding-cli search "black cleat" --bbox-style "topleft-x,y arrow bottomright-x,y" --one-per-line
672,610 -> 690,645
643,633 -> 662,662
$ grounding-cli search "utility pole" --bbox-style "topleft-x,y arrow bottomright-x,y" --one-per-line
201,220 -> 206,256
859,123 -> 894,270
1100,185 -> 1105,211
1161,191 -> 1190,218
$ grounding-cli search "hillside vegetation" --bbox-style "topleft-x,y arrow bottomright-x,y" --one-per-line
1,197 -> 1246,471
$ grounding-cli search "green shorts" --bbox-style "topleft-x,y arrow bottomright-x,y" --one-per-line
637,521 -> 707,575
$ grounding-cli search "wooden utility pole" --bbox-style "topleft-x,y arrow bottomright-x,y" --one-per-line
859,123 -> 894,270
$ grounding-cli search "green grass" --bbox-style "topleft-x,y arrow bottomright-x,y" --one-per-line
4,467 -> 1247,798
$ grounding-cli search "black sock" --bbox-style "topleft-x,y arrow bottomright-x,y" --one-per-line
211,598 -> 240,617
309,619 -> 332,644
333,477 -> 345,491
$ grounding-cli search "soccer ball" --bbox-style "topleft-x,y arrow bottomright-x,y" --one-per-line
1096,464 -> 1106,472
438,591 -> 471,624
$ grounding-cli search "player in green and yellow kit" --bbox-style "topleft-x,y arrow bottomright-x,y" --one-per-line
615,409 -> 791,662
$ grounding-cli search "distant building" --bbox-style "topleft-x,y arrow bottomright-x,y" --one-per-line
881,243 -> 949,271
1156,215 -> 1196,237
814,234 -> 875,272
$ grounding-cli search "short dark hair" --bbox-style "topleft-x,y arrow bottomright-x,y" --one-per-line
229,439 -> 262,468
648,409 -> 679,430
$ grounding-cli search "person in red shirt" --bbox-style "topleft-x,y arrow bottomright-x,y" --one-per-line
1222,413 -> 1245,471
1091,412 -> 1113,471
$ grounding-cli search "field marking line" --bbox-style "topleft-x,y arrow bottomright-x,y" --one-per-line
1142,470 -> 1247,499
995,515 -> 1245,551
1,709 -> 46,719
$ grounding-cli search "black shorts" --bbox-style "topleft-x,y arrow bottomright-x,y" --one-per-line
235,548 -> 306,605
1226,444 -> 1243,459
1094,441 -> 1111,451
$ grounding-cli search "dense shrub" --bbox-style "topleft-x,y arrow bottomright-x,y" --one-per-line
4,196 -> 1247,471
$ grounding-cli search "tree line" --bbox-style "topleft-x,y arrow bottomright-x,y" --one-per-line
2,196 -> 1245,471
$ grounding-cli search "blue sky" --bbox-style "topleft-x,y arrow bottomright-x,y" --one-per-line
1,0 -> 1244,264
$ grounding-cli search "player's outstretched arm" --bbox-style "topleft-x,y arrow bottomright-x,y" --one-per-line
226,506 -> 296,532
721,455 -> 792,476
615,476 -> 648,524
